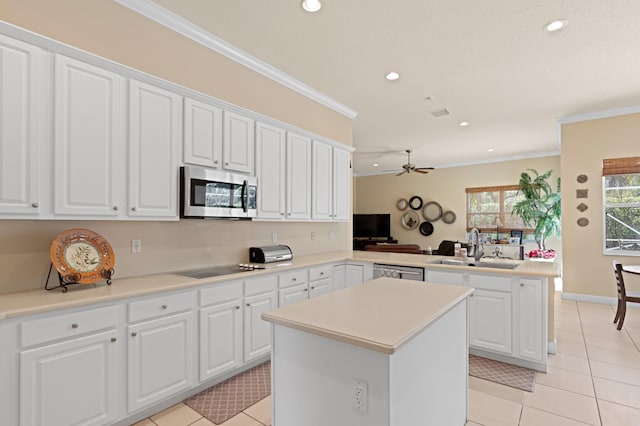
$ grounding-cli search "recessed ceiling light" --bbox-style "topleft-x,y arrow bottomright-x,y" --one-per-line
459,121 -> 469,127
544,19 -> 568,32
372,163 -> 379,167
487,148 -> 495,152
302,0 -> 321,13
385,72 -> 400,81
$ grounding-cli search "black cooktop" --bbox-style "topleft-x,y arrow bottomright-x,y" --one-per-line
173,265 -> 249,279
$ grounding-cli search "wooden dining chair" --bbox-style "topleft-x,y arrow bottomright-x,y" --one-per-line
613,261 -> 640,330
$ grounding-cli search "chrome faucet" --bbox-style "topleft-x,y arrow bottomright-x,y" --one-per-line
469,228 -> 484,262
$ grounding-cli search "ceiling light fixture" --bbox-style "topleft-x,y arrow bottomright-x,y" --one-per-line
459,121 -> 469,127
487,148 -> 495,152
372,163 -> 379,167
385,72 -> 400,81
544,19 -> 568,32
302,0 -> 321,12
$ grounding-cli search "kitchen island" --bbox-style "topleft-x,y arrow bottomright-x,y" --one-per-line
262,277 -> 474,426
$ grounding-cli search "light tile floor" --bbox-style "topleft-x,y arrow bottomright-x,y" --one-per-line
136,292 -> 640,425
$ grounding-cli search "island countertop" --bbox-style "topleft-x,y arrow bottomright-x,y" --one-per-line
261,277 -> 473,354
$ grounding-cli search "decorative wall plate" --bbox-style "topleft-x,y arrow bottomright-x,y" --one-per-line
576,189 -> 588,198
401,211 -> 420,229
577,217 -> 589,227
442,210 -> 457,224
422,201 -> 443,222
577,203 -> 588,212
396,198 -> 408,211
50,228 -> 115,284
409,196 -> 423,210
577,174 -> 588,183
419,221 -> 434,236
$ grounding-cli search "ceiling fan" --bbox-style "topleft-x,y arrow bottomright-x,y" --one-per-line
391,149 -> 434,176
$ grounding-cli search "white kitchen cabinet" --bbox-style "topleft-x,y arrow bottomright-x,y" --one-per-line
128,80 -> 181,218
127,290 -> 196,413
346,264 -> 364,287
223,111 -> 254,174
20,330 -> 118,426
199,281 -> 243,382
256,126 -> 312,221
0,34 -> 44,217
426,269 -> 465,285
53,54 -> 125,217
256,122 -> 286,219
244,275 -> 277,362
278,283 -> 309,307
332,264 -> 346,290
183,97 -> 222,168
278,267 -> 333,307
312,141 -> 351,221
517,278 -> 546,363
468,288 -> 512,354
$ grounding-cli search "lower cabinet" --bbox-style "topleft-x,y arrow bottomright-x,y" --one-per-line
244,275 -> 278,363
518,278 -> 546,362
20,330 -> 118,426
468,288 -> 512,354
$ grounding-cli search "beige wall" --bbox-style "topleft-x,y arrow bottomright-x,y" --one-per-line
355,156 -> 561,253
0,1 -> 353,294
561,112 -> 640,298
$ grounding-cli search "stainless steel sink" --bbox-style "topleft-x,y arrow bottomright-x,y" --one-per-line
429,259 -> 521,270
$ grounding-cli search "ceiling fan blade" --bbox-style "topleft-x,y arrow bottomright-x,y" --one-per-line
415,169 -> 430,174
416,167 -> 435,172
396,170 -> 408,176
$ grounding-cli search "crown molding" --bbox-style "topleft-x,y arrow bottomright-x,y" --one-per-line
113,0 -> 358,119
557,104 -> 640,125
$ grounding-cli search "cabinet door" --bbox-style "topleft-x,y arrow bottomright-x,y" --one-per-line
54,54 -> 125,216
332,264 -> 346,290
309,277 -> 333,298
278,283 -> 309,307
286,132 -> 312,219
20,330 -> 117,426
469,289 -> 512,354
184,97 -> 222,168
129,80 -> 181,218
244,291 -> 276,362
256,122 -> 286,219
518,278 -> 546,362
426,269 -> 465,285
311,140 -> 333,220
128,311 -> 195,412
223,111 -> 254,174
199,299 -> 243,381
345,264 -> 364,287
332,147 -> 351,220
0,35 -> 43,216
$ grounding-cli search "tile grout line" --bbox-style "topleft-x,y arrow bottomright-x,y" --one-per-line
577,301 -> 604,426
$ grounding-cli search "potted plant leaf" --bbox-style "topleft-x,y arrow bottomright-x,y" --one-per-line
512,169 -> 561,258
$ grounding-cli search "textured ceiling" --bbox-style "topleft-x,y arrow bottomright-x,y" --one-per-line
152,0 -> 640,175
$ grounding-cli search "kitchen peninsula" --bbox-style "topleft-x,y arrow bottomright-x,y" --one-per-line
262,277 -> 474,426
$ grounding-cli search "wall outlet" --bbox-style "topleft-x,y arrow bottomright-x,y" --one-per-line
131,239 -> 142,253
311,231 -> 317,240
352,378 -> 368,412
272,233 -> 278,244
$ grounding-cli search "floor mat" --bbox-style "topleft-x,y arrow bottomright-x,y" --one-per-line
468,354 -> 536,392
184,361 -> 271,424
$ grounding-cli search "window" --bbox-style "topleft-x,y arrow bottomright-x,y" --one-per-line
603,157 -> 640,255
466,185 -> 531,233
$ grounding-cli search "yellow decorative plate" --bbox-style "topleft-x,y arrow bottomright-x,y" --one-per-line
50,228 -> 115,284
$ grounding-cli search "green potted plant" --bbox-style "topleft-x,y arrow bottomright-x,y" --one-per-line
512,169 -> 561,257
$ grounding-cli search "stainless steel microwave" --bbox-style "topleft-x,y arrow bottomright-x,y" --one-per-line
180,166 -> 257,219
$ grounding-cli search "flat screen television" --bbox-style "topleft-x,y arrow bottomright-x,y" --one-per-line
353,214 -> 391,239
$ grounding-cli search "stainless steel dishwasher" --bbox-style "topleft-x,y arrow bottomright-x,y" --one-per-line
373,263 -> 425,281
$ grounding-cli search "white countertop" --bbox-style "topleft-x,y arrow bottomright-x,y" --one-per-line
0,250 -> 559,320
262,277 -> 473,354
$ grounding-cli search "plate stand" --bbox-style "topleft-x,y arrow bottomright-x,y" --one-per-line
45,263 -> 113,293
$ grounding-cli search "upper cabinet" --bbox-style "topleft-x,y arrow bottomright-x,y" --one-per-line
0,35 -> 44,217
256,122 -> 286,219
128,80 -> 181,218
53,54 -> 125,217
286,132 -> 312,220
223,111 -> 254,174
312,141 -> 351,221
183,97 -> 222,169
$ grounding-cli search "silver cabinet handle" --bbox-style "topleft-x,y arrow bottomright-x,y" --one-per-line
304,288 -> 308,292
311,286 -> 315,290
113,206 -> 118,211
161,304 -> 168,309
111,337 -> 117,343
131,207 -> 137,212
71,323 -> 79,329
281,212 -> 284,216
214,160 -> 219,164
31,202 -> 39,208
520,282 -> 525,287
292,278 -> 297,282
131,332 -> 137,337
235,306 -> 240,310
246,303 -> 251,307
225,162 -> 229,166
320,272 -> 324,276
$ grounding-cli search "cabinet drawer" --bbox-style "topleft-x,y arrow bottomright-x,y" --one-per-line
468,273 -> 512,292
21,305 -> 118,347
244,274 -> 278,296
309,264 -> 332,281
200,280 -> 243,306
128,291 -> 196,323
278,269 -> 308,288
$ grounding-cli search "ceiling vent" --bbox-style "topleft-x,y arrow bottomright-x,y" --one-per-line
431,108 -> 450,117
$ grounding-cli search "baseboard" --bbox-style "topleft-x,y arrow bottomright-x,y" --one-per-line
561,292 -> 617,305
